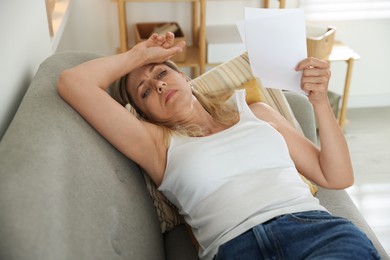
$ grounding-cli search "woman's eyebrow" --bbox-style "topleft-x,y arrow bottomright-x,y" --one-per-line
149,64 -> 157,73
137,80 -> 144,89
137,64 -> 158,89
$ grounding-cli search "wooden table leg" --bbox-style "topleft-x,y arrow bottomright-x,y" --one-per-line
117,0 -> 128,53
338,58 -> 355,129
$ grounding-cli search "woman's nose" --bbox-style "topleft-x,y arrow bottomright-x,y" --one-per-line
154,80 -> 167,94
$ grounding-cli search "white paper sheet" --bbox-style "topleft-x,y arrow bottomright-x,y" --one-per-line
237,8 -> 307,94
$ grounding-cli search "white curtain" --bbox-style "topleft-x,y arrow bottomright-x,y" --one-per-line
299,0 -> 390,21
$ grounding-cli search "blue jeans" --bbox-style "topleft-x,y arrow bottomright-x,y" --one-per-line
214,211 -> 380,260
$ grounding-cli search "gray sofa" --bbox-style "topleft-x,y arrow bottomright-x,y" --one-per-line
0,52 -> 388,260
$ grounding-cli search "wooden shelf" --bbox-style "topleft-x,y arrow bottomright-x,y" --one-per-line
176,46 -> 200,67
113,0 -> 206,75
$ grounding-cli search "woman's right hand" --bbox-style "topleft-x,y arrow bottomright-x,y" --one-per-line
131,32 -> 186,65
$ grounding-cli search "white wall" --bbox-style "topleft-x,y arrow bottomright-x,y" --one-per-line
57,0 -> 118,55
0,1 -> 52,140
309,19 -> 390,108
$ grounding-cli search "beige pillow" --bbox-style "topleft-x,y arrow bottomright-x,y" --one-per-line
127,52 -> 317,233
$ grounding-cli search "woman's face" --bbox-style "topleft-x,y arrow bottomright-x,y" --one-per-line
126,63 -> 194,125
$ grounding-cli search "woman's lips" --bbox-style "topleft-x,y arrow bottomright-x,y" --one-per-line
165,90 -> 177,103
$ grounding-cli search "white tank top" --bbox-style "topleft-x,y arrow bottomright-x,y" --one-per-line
158,90 -> 326,259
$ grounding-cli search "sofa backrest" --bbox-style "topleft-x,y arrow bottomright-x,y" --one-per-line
0,52 -> 165,260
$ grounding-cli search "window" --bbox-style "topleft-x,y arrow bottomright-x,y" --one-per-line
299,0 -> 390,21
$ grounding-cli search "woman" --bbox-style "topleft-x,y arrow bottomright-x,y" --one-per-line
58,32 -> 380,259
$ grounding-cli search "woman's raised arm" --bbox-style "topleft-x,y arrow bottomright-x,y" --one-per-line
57,32 -> 185,184
250,57 -> 353,189
294,57 -> 354,188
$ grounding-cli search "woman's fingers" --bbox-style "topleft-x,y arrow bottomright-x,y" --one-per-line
162,32 -> 175,48
295,57 -> 329,71
148,32 -> 178,49
130,32 -> 186,65
296,57 -> 331,104
301,73 -> 329,94
147,33 -> 163,46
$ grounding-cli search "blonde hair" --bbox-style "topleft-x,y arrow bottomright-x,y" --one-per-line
112,60 -> 239,137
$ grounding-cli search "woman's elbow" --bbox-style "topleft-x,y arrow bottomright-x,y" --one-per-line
57,69 -> 77,99
340,167 -> 355,189
326,173 -> 354,190
334,178 -> 354,190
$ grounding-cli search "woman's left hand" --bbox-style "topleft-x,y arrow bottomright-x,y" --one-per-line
295,57 -> 353,189
295,57 -> 331,105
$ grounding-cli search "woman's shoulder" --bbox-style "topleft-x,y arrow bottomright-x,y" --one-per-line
249,102 -> 281,130
249,101 -> 272,115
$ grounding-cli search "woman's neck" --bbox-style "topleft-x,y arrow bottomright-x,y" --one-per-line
172,101 -> 229,136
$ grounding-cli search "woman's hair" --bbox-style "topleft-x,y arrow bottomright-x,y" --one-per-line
112,60 -> 239,137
